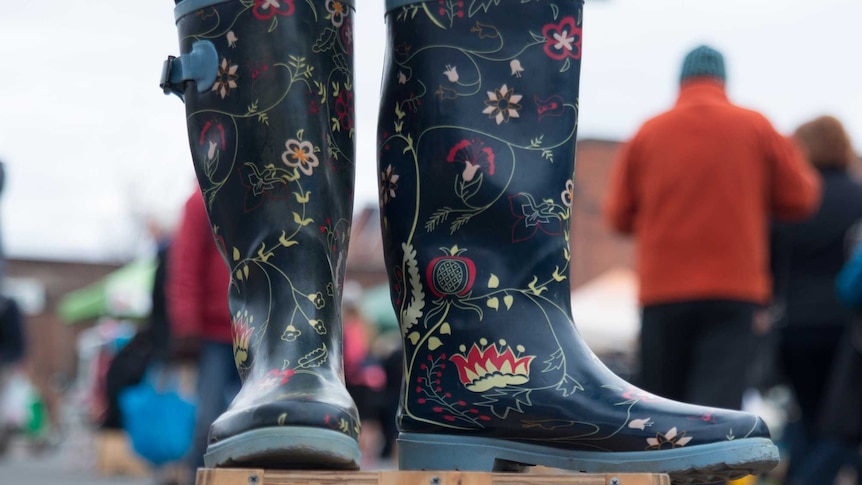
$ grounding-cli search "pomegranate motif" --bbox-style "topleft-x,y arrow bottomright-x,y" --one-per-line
426,246 -> 476,298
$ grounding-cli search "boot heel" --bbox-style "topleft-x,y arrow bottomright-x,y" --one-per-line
397,433 -> 529,472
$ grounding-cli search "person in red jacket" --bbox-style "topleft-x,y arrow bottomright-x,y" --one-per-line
166,188 -> 240,482
603,45 -> 821,412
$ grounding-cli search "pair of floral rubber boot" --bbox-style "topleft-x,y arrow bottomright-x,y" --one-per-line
162,0 -> 779,482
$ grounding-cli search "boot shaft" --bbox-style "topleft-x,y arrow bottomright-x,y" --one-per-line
378,1 -> 582,303
171,0 -> 357,384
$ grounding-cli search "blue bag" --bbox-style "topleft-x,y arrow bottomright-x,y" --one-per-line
837,242 -> 862,309
118,367 -> 196,466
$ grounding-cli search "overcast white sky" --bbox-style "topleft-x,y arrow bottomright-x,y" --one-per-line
0,0 -> 859,262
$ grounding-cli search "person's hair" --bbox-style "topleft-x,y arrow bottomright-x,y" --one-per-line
793,115 -> 856,170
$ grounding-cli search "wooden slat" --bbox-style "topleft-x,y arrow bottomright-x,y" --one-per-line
196,469 -> 671,485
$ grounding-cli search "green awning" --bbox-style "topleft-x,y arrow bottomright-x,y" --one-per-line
57,259 -> 156,324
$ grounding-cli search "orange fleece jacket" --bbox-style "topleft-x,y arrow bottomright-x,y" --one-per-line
604,79 -> 821,305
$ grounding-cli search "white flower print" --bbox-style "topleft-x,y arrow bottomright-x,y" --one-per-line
207,141 -> 219,161
628,417 -> 654,430
553,29 -> 576,54
281,139 -> 319,176
380,164 -> 399,206
510,59 -> 525,77
212,58 -> 238,99
444,65 -> 459,83
482,84 -> 523,125
561,179 -> 574,207
646,427 -> 693,450
326,0 -> 346,27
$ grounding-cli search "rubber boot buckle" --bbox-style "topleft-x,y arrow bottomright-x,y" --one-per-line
160,55 -> 181,97
160,40 -> 219,101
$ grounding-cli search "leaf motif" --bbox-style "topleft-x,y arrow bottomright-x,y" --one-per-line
527,276 -> 547,295
468,0 -> 502,17
277,413 -> 287,426
428,337 -> 443,351
232,247 -> 240,261
486,297 -> 499,310
560,58 -> 571,73
257,244 -> 272,263
555,374 -> 583,397
243,265 -> 249,278
487,274 -> 499,289
543,349 -> 564,373
293,190 -> 311,203
503,295 -> 514,310
440,322 -> 451,335
278,231 -> 299,248
235,269 -> 243,281
400,243 -> 426,333
475,388 -> 532,420
407,331 -> 420,345
403,133 -> 414,154
312,27 -> 337,53
298,344 -> 328,368
552,267 -> 566,282
292,212 -> 313,226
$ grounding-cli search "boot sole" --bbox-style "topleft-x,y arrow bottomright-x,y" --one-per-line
204,426 -> 360,470
398,433 -> 779,483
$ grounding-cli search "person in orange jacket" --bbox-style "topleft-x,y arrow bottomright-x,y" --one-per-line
603,45 -> 821,412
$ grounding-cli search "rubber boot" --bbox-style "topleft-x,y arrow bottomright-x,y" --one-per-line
163,0 -> 360,469
377,1 -> 778,482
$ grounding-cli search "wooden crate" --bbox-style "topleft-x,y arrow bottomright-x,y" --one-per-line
195,468 -> 670,485
94,430 -> 151,478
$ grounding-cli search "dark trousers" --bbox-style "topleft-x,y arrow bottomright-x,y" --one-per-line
187,341 -> 241,479
639,299 -> 758,410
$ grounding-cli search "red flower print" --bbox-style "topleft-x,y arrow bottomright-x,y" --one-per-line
258,368 -> 296,391
446,139 -> 495,182
199,120 -> 227,161
252,0 -> 295,20
232,310 -> 255,368
239,163 -> 291,213
508,193 -> 563,243
534,95 -> 565,121
542,16 -> 582,61
335,89 -> 354,132
449,342 -> 535,393
340,17 -> 354,55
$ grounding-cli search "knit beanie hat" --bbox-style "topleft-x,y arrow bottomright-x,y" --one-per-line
679,45 -> 726,84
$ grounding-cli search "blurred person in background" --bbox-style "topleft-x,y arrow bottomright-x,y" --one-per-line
603,45 -> 821,417
104,214 -> 176,431
167,188 -> 239,483
341,282 -> 386,467
772,115 -> 862,484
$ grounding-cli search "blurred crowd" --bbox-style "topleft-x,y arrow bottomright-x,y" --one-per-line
0,44 -> 860,485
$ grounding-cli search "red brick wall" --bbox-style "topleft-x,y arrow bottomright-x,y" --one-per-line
570,139 -> 635,288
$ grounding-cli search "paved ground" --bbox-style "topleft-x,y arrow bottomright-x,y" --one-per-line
0,411 -> 156,485
0,450 -> 153,485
